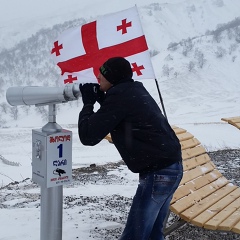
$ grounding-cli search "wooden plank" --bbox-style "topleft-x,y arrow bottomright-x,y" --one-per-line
221,117 -> 240,122
185,169 -> 222,190
190,187 -> 240,227
180,138 -> 200,150
173,127 -> 187,135
183,153 -> 211,171
171,169 -> 223,204
231,118 -> 240,123
182,146 -> 206,160
233,122 -> 240,129
204,195 -> 240,230
171,177 -> 229,214
104,134 -> 113,143
221,117 -> 240,130
181,183 -> 237,223
218,206 -> 240,231
180,162 -> 215,185
177,132 -> 194,142
232,219 -> 240,234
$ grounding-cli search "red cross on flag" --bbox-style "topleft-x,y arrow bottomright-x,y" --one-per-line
51,6 -> 156,85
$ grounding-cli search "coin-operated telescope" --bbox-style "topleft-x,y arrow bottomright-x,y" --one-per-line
6,83 -> 81,132
6,83 -> 81,240
6,83 -> 81,106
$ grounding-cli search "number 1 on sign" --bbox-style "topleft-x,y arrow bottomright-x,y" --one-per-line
57,144 -> 63,158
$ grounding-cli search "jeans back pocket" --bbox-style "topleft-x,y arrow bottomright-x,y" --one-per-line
152,174 -> 178,204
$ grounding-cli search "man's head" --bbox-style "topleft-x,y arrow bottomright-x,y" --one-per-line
99,57 -> 133,85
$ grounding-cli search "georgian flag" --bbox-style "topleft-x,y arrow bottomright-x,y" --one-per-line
51,6 -> 156,85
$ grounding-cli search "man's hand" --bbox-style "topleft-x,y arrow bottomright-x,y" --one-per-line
95,85 -> 106,105
80,83 -> 99,105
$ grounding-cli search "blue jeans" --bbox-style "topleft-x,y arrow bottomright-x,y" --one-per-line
120,161 -> 183,240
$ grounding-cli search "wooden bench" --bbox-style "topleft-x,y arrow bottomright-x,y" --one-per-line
165,126 -> 240,235
105,126 -> 240,235
221,117 -> 240,130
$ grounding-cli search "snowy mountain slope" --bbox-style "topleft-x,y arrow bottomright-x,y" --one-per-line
1,0 -> 240,51
0,0 -> 183,50
0,0 -> 240,129
150,26 -> 240,123
140,0 -> 240,51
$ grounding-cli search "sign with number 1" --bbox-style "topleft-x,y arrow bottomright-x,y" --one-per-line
46,130 -> 72,188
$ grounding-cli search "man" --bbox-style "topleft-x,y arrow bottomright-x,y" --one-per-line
78,57 -> 183,240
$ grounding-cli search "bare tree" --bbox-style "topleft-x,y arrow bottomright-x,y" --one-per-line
162,64 -> 173,77
188,61 -> 195,72
0,102 -> 9,114
10,106 -> 18,120
194,49 -> 206,68
215,46 -> 226,58
182,38 -> 193,56
35,106 -> 48,121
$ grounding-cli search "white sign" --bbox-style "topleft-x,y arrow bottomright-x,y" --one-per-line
46,130 -> 72,188
32,129 -> 72,188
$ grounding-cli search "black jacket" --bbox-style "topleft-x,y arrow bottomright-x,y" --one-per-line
78,79 -> 182,173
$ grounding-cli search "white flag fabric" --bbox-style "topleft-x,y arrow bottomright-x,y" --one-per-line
51,6 -> 156,85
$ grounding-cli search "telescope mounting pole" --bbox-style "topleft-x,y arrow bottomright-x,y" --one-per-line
40,104 -> 63,240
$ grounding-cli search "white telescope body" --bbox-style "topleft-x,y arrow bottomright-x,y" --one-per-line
6,83 -> 81,106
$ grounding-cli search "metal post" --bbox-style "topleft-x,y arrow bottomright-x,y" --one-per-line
40,186 -> 63,240
40,104 -> 63,240
154,79 -> 168,121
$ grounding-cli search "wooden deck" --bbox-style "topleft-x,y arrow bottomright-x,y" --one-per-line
170,126 -> 240,234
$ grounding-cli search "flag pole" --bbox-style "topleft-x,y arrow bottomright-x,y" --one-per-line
154,78 -> 168,121
134,5 -> 168,120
